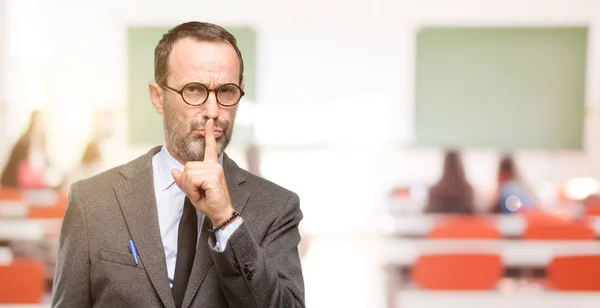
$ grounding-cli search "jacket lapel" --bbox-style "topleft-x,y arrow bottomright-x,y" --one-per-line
181,154 -> 251,308
114,146 -> 176,308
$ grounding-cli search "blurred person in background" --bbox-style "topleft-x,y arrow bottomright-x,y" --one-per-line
53,21 -> 304,308
491,154 -> 537,214
1,110 -> 50,188
424,150 -> 475,214
1,110 -> 58,292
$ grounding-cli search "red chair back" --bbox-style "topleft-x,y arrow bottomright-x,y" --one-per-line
0,259 -> 45,303
0,187 -> 22,201
413,254 -> 502,290
429,216 -> 500,239
548,255 -> 600,291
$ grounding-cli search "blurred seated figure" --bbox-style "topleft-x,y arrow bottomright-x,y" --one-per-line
1,110 -> 50,188
491,154 -> 536,214
424,150 -> 475,214
1,112 -> 58,292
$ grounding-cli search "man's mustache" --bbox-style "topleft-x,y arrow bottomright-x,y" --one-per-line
190,120 -> 228,131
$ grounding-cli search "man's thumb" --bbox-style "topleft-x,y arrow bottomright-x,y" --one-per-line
171,169 -> 183,189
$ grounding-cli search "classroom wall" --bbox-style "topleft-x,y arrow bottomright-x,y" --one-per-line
2,0 -> 600,231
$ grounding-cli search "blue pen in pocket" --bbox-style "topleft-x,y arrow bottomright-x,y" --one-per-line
128,240 -> 139,265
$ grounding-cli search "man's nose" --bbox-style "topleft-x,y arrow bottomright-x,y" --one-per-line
202,91 -> 220,119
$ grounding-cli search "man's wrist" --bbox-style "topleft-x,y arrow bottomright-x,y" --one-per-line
210,208 -> 239,230
218,216 -> 241,230
209,207 -> 234,224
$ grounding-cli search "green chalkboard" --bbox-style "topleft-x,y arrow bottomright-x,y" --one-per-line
415,27 -> 588,150
127,26 -> 257,145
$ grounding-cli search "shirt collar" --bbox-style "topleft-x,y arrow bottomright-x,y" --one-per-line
156,145 -> 224,191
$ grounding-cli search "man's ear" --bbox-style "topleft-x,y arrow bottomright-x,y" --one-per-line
149,81 -> 165,115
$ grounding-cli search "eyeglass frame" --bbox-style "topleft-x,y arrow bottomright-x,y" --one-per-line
162,82 -> 245,107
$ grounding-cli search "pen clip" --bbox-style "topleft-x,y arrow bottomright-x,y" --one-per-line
128,240 -> 139,265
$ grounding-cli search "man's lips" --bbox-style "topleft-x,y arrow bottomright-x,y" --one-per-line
192,129 -> 223,138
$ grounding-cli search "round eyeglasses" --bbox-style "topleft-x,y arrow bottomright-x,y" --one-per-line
163,82 -> 245,107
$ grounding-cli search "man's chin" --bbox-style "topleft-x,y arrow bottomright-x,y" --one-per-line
180,138 -> 227,159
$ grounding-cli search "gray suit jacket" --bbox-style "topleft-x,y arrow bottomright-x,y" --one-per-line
52,146 -> 305,308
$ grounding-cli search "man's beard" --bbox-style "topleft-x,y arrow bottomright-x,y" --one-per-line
163,101 -> 233,163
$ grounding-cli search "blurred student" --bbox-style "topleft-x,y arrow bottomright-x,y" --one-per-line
1,111 -> 56,291
1,110 -> 50,188
424,150 -> 475,214
491,154 -> 536,214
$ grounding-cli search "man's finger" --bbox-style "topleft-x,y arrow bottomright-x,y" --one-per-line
204,118 -> 218,162
185,174 -> 202,202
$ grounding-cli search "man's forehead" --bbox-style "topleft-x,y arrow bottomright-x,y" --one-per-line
170,39 -> 237,65
168,38 -> 239,78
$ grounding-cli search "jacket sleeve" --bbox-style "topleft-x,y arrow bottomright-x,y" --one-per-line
52,182 -> 92,307
209,192 -> 305,308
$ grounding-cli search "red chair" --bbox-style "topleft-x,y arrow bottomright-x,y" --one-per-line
585,205 -> 600,216
0,259 -> 45,303
0,187 -> 22,201
522,211 -> 569,225
413,254 -> 502,290
522,213 -> 595,240
429,216 -> 500,239
523,224 -> 596,240
548,255 -> 600,291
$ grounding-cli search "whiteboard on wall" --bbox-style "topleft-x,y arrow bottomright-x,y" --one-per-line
414,27 -> 588,150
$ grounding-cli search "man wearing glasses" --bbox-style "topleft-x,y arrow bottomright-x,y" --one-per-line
52,21 -> 305,308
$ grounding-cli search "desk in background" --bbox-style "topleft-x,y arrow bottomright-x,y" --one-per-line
382,238 -> 600,268
381,214 -> 600,238
0,219 -> 62,241
396,290 -> 600,308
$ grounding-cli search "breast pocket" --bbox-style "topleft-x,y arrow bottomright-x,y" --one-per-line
99,249 -> 145,269
92,248 -> 158,307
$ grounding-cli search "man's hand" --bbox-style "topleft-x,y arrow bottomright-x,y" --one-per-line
171,119 -> 236,227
